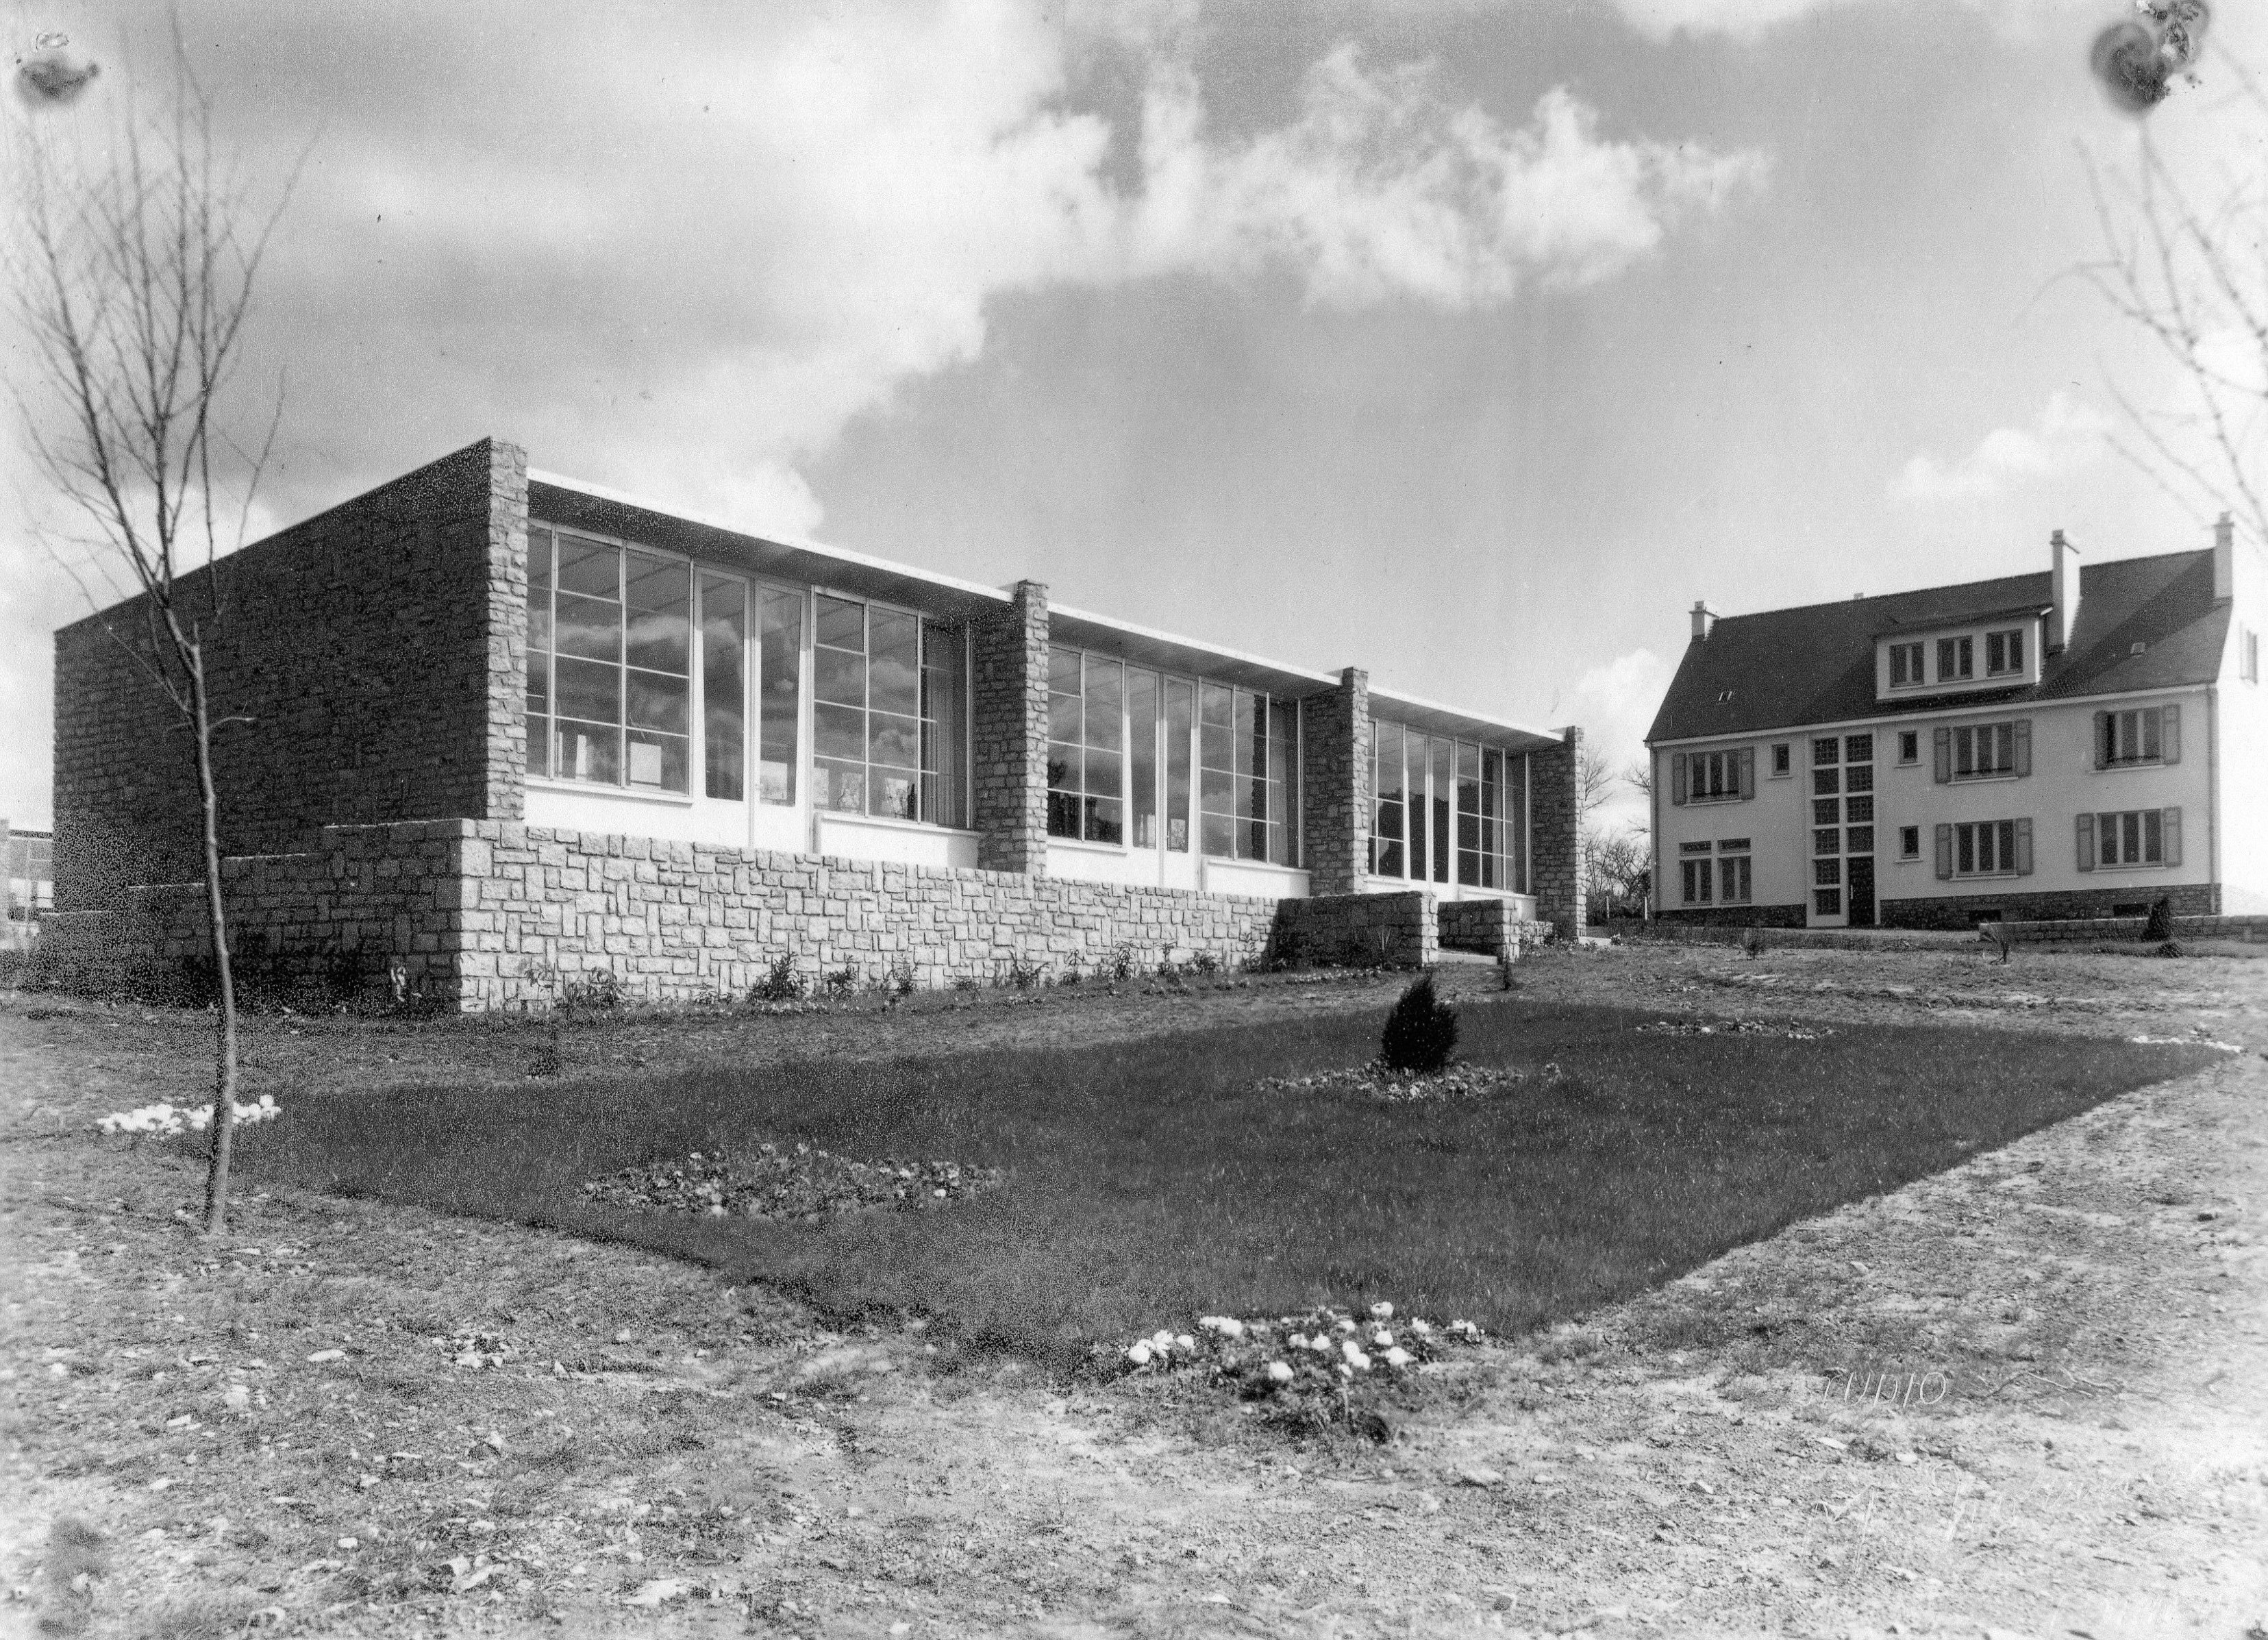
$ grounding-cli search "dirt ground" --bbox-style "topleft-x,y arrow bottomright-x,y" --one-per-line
3,942 -> 2265,1639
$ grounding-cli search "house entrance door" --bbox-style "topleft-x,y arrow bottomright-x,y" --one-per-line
1847,857 -> 1876,928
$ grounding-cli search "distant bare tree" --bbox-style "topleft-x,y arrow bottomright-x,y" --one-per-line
1575,746 -> 1616,821
11,47 -> 295,1234
2082,58 -> 2268,547
1584,826 -> 1648,917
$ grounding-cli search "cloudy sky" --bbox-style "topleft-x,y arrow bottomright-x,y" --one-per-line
1,0 -> 2258,836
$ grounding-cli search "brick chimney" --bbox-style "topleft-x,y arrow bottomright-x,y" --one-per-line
1690,601 -> 1715,643
2214,512 -> 2234,602
2049,530 -> 2081,653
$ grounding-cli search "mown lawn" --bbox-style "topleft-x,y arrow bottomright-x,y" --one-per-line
231,1001 -> 2216,1363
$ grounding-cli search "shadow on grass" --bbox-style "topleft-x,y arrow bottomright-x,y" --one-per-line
232,1002 -> 2218,1365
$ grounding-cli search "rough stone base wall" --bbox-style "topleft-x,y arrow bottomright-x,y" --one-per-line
1882,884 -> 2221,931
1998,912 -> 2268,945
46,821 -> 1503,1011
1273,891 -> 1437,971
1649,903 -> 1809,931
1438,899 -> 1518,958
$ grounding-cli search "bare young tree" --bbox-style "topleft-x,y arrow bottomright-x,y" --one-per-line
12,49 -> 293,1234
1575,745 -> 1617,821
2082,57 -> 2268,547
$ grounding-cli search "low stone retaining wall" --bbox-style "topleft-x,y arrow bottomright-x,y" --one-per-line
1999,912 -> 2268,946
54,820 -> 1481,1012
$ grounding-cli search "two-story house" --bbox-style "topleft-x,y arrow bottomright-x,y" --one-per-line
1645,519 -> 2267,929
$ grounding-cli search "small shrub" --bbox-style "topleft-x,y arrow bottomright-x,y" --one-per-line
1378,972 -> 1458,1074
1004,955 -> 1048,991
2144,896 -> 2175,943
821,967 -> 859,999
560,969 -> 625,1012
1106,944 -> 1138,983
951,976 -> 982,993
886,962 -> 916,999
751,954 -> 805,1003
1190,951 -> 1221,978
1060,961 -> 1083,987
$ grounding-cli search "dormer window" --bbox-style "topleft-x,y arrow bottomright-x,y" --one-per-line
1936,636 -> 1974,681
1888,642 -> 1924,687
1985,628 -> 2025,676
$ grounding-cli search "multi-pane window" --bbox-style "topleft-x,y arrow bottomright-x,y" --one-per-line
1955,819 -> 2019,875
1951,722 -> 2017,779
757,590 -> 802,803
1201,684 -> 1297,864
1679,842 -> 1713,905
1049,647 -> 1127,843
1770,743 -> 1791,776
1897,730 -> 1919,765
2083,808 -> 2182,870
1717,840 -> 1752,904
1691,750 -> 1740,799
814,597 -> 965,825
1985,628 -> 2025,675
2098,706 -> 2176,766
700,575 -> 746,801
527,526 -> 691,792
1374,725 -> 1524,890
1936,636 -> 1974,681
1899,825 -> 1921,859
1811,731 -> 1873,919
1889,642 -> 1925,686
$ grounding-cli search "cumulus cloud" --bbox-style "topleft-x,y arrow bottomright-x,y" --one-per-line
1562,645 -> 1674,829
1889,392 -> 2110,502
1603,0 -> 2081,41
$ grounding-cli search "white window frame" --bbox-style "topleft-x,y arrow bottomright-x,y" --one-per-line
1888,642 -> 1926,688
1984,627 -> 2025,677
1954,819 -> 2020,878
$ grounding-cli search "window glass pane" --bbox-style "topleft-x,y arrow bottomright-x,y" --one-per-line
626,670 -> 688,736
555,656 -> 618,724
624,551 -> 690,674
1406,733 -> 1428,881
814,647 -> 864,709
2144,809 -> 2163,862
558,721 -> 621,784
554,591 -> 621,662
869,711 -> 919,771
1815,828 -> 1839,855
1845,765 -> 1873,793
1084,658 -> 1124,754
1084,747 -> 1123,802
1201,812 -> 1234,857
701,576 -> 746,802
758,589 -> 801,805
2122,812 -> 2141,862
1814,738 -> 1840,765
1813,798 -> 1839,825
1373,719 -> 1406,877
1049,646 -> 1083,694
1164,678 -> 1193,853
1845,795 -> 1873,823
920,622 -> 966,830
817,759 -> 864,813
556,536 -> 618,600
1813,768 -> 1840,795
1958,827 -> 1976,874
814,595 -> 864,651
814,702 -> 864,762
1480,749 -> 1501,890
1085,794 -> 1124,846
528,527 -> 553,593
1201,682 -> 1232,725
869,609 -> 921,718
1129,670 -> 1159,849
1846,826 -> 1874,854
1815,889 -> 1841,915
1050,693 -> 1082,745
869,767 -> 918,822
627,731 -> 686,793
1265,821 -> 1288,868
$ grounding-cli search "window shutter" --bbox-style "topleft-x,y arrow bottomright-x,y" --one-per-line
2013,719 -> 2031,777
2014,817 -> 2033,876
2094,710 -> 2110,769
1934,823 -> 1953,880
1671,753 -> 1688,806
2163,806 -> 2182,867
1933,726 -> 1951,784
2076,813 -> 2095,871
1738,747 -> 1755,800
2161,704 -> 2180,765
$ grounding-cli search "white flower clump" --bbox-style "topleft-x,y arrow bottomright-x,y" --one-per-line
1114,1302 -> 1486,1413
97,1095 -> 278,1137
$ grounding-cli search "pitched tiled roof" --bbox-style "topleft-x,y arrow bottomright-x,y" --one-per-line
1647,548 -> 2229,744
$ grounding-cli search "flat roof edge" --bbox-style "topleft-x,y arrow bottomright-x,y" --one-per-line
1047,602 -> 1340,690
1367,684 -> 1567,747
528,469 -> 1012,607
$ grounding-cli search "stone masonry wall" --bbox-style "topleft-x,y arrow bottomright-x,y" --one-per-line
1438,897 -> 1521,958
969,580 -> 1049,875
1882,883 -> 2220,930
1528,725 -> 1587,937
120,820 -> 1291,1010
1299,668 -> 1369,897
1272,891 -> 1437,971
52,440 -> 527,911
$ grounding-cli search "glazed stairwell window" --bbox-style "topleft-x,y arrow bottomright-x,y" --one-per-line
1670,746 -> 1754,805
526,525 -> 690,793
1934,719 -> 2030,782
815,596 -> 967,825
2095,705 -> 2180,768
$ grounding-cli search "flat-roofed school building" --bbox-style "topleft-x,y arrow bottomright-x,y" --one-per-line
46,440 -> 1584,1009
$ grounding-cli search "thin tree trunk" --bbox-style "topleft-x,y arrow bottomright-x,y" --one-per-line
190,645 -> 240,1237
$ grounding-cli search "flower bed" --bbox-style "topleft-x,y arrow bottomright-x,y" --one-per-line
97,1095 -> 279,1136
1634,1018 -> 1836,1041
579,1143 -> 1003,1222
1254,1062 -> 1519,1104
1104,1302 -> 1485,1432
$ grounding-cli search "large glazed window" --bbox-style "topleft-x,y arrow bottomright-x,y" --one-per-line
1201,683 -> 1296,865
701,575 -> 746,801
757,588 -> 802,804
815,595 -> 966,825
1048,647 -> 1127,843
526,525 -> 690,793
1378,720 -> 1525,891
